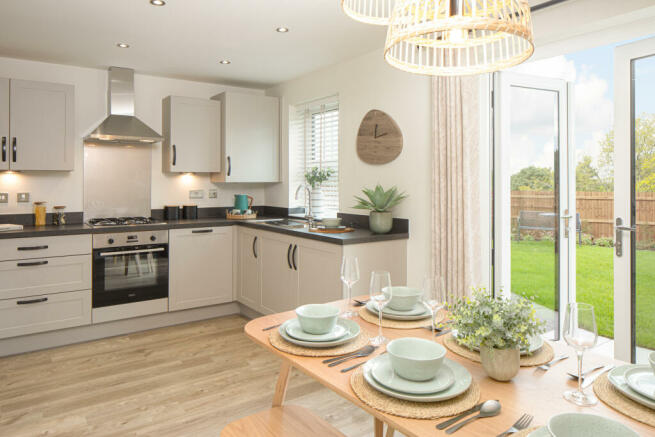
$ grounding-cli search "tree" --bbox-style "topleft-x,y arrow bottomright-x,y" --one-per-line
576,155 -> 610,191
510,166 -> 554,191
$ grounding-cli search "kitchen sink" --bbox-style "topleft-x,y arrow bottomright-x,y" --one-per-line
262,219 -> 307,229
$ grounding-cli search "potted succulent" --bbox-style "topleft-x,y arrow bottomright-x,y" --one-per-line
353,184 -> 407,234
305,167 -> 334,218
450,287 -> 545,381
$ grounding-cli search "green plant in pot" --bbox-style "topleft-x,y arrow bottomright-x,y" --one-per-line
353,184 -> 407,234
304,167 -> 334,218
450,287 -> 545,381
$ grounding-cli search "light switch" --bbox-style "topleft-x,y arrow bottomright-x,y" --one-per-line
17,193 -> 30,203
208,189 -> 218,199
189,189 -> 204,199
0,193 -> 8,203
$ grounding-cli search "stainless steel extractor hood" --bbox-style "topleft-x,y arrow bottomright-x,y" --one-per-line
84,67 -> 163,145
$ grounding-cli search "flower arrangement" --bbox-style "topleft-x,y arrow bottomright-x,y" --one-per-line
304,167 -> 334,189
449,287 -> 545,351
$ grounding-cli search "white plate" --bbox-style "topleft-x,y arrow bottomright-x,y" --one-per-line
452,330 -> 544,356
285,319 -> 347,342
370,353 -> 454,395
527,427 -> 550,437
278,318 -> 360,348
625,366 -> 655,401
365,301 -> 431,321
362,356 -> 471,402
608,365 -> 655,410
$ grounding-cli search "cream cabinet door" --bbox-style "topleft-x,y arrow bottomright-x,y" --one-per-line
237,228 -> 262,311
296,240 -> 342,305
169,227 -> 233,311
0,78 -> 8,171
260,232 -> 298,314
9,79 -> 74,171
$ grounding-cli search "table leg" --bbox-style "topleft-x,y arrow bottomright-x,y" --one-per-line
385,426 -> 395,437
374,418 -> 384,437
272,361 -> 292,407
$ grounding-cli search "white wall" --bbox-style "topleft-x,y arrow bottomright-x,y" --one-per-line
0,56 -> 268,217
266,50 -> 432,287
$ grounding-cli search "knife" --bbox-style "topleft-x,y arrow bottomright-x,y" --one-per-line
435,329 -> 452,337
581,364 -> 615,389
436,401 -> 487,430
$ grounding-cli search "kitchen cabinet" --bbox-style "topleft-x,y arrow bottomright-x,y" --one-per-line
210,91 -> 279,183
0,79 -> 74,171
162,96 -> 221,173
169,227 -> 233,311
260,232 -> 298,314
237,227 -> 261,310
296,240 -> 341,306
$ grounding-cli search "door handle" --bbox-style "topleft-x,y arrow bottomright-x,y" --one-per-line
12,137 -> 16,162
191,229 -> 213,233
287,244 -> 292,269
17,260 -> 48,267
292,244 -> 298,270
615,217 -> 636,257
227,156 -> 231,176
1,136 -> 6,162
252,236 -> 258,258
17,297 -> 48,305
172,144 -> 176,166
17,245 -> 48,251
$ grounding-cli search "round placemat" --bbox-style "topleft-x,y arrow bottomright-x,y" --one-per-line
593,372 -> 655,428
357,306 -> 438,329
443,333 -> 554,367
512,427 -> 541,437
269,329 -> 370,357
350,367 -> 480,419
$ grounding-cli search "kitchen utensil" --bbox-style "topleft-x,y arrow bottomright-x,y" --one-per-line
537,354 -> 569,371
370,353 -> 454,394
53,205 -> 66,225
295,304 -> 340,334
182,205 -> 197,219
608,365 -> 655,410
567,364 -> 605,381
436,402 -> 485,430
562,302 -> 598,406
341,361 -> 368,373
547,413 -> 639,437
496,413 -> 533,437
369,271 -> 392,346
327,346 -> 377,366
322,345 -> 375,364
33,201 -> 46,226
435,329 -> 452,337
624,366 -> 655,399
341,255 -> 360,318
353,299 -> 369,306
262,323 -> 281,331
445,400 -> 501,434
285,319 -> 347,342
365,300 -> 431,320
278,318 -> 360,348
164,205 -> 180,220
234,194 -> 253,212
386,337 -> 446,381
383,286 -> 424,311
581,364 -> 614,389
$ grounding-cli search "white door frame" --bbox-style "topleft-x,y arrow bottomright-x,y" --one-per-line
613,36 -> 655,363
493,72 -> 575,339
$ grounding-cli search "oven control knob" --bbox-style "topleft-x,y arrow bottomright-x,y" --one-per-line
150,235 -> 157,242
108,238 -> 114,245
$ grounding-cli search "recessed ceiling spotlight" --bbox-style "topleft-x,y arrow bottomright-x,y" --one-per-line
276,27 -> 289,33
116,42 -> 130,48
219,59 -> 231,64
150,0 -> 166,5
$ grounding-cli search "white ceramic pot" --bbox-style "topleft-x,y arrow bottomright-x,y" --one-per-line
369,211 -> 393,234
310,187 -> 324,218
479,345 -> 520,381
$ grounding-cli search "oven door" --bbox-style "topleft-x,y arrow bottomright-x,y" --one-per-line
92,244 -> 169,308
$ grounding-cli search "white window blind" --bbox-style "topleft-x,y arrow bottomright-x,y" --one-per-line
290,96 -> 339,216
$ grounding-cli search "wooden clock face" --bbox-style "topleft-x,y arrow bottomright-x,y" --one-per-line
356,109 -> 403,165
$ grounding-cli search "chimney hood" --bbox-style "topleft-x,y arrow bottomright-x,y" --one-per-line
84,67 -> 163,145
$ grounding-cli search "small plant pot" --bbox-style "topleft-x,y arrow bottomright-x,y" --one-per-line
369,211 -> 393,234
479,345 -> 520,381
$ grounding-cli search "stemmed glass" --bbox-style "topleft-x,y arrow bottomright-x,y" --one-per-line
422,276 -> 447,337
369,271 -> 392,346
340,255 -> 360,318
563,302 -> 599,406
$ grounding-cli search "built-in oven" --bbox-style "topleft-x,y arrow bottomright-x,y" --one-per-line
92,230 -> 169,308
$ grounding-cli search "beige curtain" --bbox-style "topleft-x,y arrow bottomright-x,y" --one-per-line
432,76 -> 482,301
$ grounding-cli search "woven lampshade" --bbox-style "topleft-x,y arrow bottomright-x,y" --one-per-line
341,0 -> 396,25
384,0 -> 534,76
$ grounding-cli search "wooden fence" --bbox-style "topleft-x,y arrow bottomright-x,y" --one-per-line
511,191 -> 655,243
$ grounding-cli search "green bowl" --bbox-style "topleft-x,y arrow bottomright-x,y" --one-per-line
548,413 -> 639,437
387,337 -> 446,381
383,286 -> 424,311
295,304 -> 340,335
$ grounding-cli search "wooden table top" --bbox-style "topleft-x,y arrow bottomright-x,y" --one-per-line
244,299 -> 652,437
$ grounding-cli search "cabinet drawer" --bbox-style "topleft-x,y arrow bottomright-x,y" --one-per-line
0,290 -> 91,339
0,234 -> 91,261
0,254 -> 91,299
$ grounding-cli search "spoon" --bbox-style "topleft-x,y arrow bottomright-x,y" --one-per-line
445,400 -> 501,434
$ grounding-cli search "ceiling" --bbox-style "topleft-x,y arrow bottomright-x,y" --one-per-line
0,0 -> 554,89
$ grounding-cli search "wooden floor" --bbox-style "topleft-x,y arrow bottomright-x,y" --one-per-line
0,315 -> 380,437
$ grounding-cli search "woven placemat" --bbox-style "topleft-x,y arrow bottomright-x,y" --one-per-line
268,329 -> 369,357
357,306 -> 437,329
593,372 -> 655,428
513,427 -> 541,437
443,333 -> 554,367
350,367 -> 480,419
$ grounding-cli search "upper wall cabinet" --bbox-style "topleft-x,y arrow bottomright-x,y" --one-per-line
0,78 -> 74,171
210,92 -> 279,183
162,96 -> 221,173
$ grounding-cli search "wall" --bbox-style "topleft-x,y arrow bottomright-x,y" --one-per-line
0,56 -> 268,217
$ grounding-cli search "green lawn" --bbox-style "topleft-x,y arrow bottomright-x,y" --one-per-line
511,240 -> 655,350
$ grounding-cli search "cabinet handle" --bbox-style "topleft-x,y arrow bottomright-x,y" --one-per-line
12,137 -> 16,162
227,156 -> 231,176
172,144 -> 176,166
292,244 -> 298,270
17,260 -> 48,267
191,229 -> 213,234
1,136 -> 6,162
17,245 -> 49,251
252,236 -> 258,258
17,297 -> 48,305
287,244 -> 292,269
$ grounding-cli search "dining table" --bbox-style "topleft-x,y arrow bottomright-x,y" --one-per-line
243,297 -> 652,437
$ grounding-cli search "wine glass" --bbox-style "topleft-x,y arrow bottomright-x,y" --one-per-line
563,302 -> 598,406
422,276 -> 447,336
369,271 -> 392,346
340,255 -> 360,318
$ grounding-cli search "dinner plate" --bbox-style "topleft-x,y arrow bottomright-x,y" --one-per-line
370,353 -> 454,395
365,301 -> 431,320
527,427 -> 550,437
278,318 -> 360,348
547,413 -> 639,437
608,365 -> 655,410
625,366 -> 655,401
285,319 -> 347,342
362,356 -> 471,402
452,330 -> 544,356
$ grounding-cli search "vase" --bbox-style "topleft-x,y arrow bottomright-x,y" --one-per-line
369,211 -> 393,234
310,187 -> 324,219
479,345 -> 520,381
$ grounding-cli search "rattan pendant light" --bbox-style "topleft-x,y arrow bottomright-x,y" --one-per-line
384,0 -> 534,76
341,0 -> 396,25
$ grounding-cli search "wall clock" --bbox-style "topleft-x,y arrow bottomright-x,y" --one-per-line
356,109 -> 403,165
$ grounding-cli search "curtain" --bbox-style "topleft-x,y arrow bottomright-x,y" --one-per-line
432,76 -> 482,301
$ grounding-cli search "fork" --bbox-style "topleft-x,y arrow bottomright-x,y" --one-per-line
496,414 -> 533,437
537,354 -> 569,371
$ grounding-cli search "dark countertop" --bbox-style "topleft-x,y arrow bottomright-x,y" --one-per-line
0,217 -> 409,245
